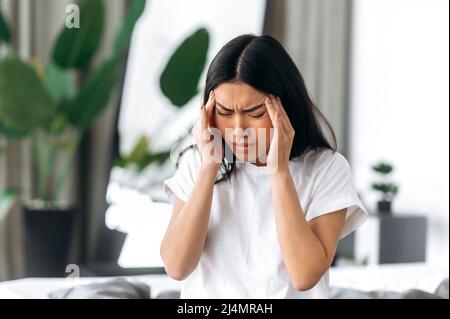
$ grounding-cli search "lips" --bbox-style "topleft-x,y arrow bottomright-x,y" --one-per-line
233,143 -> 255,147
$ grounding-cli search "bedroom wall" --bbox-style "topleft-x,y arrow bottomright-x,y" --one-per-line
349,0 -> 449,266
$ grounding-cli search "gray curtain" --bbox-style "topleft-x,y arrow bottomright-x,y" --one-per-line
0,0 -> 126,280
267,0 -> 353,155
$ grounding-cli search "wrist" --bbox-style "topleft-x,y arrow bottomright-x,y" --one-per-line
271,166 -> 291,179
200,162 -> 221,173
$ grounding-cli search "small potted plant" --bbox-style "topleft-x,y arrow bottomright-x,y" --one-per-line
371,162 -> 399,214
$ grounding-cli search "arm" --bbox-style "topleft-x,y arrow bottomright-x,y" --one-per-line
271,170 -> 346,291
160,89 -> 221,281
160,162 -> 220,280
264,94 -> 346,291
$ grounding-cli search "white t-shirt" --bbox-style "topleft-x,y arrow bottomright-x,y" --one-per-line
163,146 -> 369,299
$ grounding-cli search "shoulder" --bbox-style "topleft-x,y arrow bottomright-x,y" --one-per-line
290,147 -> 351,177
170,144 -> 203,183
176,145 -> 202,169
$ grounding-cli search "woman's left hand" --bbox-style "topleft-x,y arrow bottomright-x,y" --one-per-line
264,94 -> 295,174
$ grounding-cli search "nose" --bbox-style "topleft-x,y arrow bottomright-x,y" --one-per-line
231,117 -> 254,143
233,115 -> 247,131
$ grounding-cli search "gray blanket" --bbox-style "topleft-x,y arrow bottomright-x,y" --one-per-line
329,278 -> 448,299
48,278 -> 152,299
49,278 -> 449,299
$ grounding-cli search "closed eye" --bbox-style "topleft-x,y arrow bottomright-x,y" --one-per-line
217,111 -> 266,118
217,111 -> 232,116
249,112 -> 265,118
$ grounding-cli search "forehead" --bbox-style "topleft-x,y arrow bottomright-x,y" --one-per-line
214,82 -> 265,110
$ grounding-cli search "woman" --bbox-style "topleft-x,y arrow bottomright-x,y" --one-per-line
160,34 -> 368,298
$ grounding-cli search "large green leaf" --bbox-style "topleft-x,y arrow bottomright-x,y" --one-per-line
0,120 -> 26,139
45,62 -> 76,103
65,57 -> 121,130
0,8 -> 11,44
0,56 -> 55,132
160,28 -> 209,107
115,135 -> 171,171
137,150 -> 171,170
113,0 -> 146,56
128,135 -> 149,164
52,0 -> 104,69
0,188 -> 17,223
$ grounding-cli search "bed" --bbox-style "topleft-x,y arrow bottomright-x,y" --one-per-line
0,262 -> 448,299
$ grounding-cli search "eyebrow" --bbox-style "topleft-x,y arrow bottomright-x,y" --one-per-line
216,101 -> 265,112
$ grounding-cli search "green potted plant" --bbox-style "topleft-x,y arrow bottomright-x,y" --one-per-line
371,162 -> 399,214
0,0 -> 18,224
0,0 -> 146,277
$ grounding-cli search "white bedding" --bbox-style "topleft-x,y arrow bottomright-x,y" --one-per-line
0,274 -> 179,299
1,262 -> 447,299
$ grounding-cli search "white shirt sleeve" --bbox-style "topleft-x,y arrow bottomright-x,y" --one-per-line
305,152 -> 369,239
163,147 -> 201,204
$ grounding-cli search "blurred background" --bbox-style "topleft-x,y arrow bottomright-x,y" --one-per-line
0,0 -> 448,296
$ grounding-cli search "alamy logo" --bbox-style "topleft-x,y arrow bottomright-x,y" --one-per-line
65,4 -> 80,29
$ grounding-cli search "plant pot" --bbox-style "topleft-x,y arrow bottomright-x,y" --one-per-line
23,200 -> 75,277
377,200 -> 392,214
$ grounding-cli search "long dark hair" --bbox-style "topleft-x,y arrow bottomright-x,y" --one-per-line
176,34 -> 336,184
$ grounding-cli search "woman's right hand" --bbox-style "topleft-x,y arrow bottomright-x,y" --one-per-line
191,90 -> 223,167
